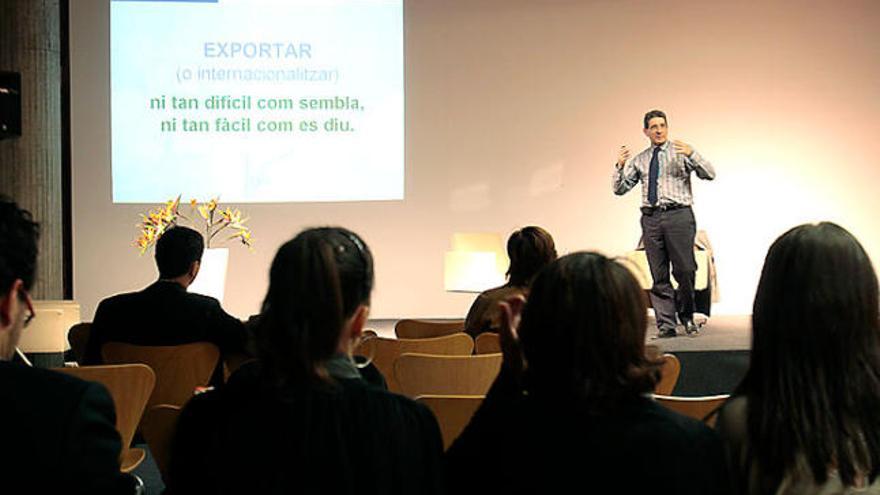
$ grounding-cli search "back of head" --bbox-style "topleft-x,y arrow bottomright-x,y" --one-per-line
506,226 -> 557,287
517,252 -> 657,409
746,222 -> 880,488
256,227 -> 374,387
155,226 -> 204,279
0,196 -> 40,293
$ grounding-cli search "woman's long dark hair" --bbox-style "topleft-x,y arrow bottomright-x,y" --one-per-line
517,252 -> 660,410
255,227 -> 374,387
741,222 -> 880,489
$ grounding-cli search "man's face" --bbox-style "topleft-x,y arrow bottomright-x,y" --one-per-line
0,284 -> 30,360
643,117 -> 668,146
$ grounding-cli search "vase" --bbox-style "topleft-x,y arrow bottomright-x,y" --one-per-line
188,247 -> 229,303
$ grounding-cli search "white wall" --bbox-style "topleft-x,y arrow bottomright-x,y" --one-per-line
70,0 -> 880,320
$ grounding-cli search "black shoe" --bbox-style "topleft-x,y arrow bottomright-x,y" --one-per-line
657,328 -> 677,339
684,319 -> 699,337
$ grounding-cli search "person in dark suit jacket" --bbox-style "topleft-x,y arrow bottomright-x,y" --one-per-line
84,226 -> 248,366
0,196 -> 133,494
169,227 -> 444,494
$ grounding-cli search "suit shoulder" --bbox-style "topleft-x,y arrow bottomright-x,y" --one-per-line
96,290 -> 142,311
0,363 -> 92,402
182,291 -> 223,308
345,380 -> 435,422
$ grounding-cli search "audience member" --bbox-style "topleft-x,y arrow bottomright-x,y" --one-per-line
463,226 -> 556,337
84,226 -> 247,366
0,196 -> 133,493
168,227 -> 444,494
447,252 -> 727,494
716,222 -> 880,494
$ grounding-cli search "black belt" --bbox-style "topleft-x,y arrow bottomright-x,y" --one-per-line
641,203 -> 690,214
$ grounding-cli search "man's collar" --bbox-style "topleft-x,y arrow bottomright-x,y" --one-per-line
152,279 -> 187,291
654,140 -> 670,151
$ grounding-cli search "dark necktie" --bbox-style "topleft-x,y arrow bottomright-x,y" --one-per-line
648,146 -> 660,206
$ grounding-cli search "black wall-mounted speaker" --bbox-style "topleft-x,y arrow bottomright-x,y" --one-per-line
0,71 -> 22,140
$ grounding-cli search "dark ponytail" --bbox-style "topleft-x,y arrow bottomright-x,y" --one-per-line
256,227 -> 373,387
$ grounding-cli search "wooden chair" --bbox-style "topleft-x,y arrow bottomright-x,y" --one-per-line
55,364 -> 156,472
653,394 -> 730,427
394,353 -> 502,398
142,404 -> 182,484
474,332 -> 501,354
654,353 -> 681,395
416,395 -> 483,450
354,333 -> 473,393
102,342 -> 220,408
394,319 -> 465,339
67,322 -> 91,363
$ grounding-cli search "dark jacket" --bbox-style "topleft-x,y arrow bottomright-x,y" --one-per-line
84,280 -> 247,365
446,369 -> 730,494
169,358 -> 445,494
0,361 -> 131,494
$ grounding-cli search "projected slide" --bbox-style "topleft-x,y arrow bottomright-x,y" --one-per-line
111,0 -> 403,203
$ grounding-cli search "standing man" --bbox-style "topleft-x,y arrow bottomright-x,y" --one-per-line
613,110 -> 715,337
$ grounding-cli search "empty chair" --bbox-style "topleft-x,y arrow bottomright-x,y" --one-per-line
142,404 -> 182,484
102,342 -> 219,407
417,395 -> 484,450
394,353 -> 502,398
354,333 -> 473,393
55,364 -> 156,472
474,332 -> 501,355
654,394 -> 729,427
394,319 -> 465,339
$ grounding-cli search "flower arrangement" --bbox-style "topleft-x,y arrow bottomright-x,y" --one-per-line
134,196 -> 254,253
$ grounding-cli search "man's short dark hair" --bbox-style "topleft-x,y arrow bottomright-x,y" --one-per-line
155,226 -> 204,279
0,196 -> 40,292
644,109 -> 667,129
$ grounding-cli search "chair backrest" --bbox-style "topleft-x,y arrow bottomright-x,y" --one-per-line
654,353 -> 681,395
394,319 -> 465,339
394,353 -> 502,398
653,394 -> 730,427
416,395 -> 484,450
55,364 -> 156,470
102,342 -> 220,407
67,322 -> 92,363
473,332 -> 501,355
142,404 -> 183,484
354,333 -> 474,393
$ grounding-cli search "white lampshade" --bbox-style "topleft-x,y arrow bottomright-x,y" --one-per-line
444,232 -> 507,293
444,252 -> 505,292
189,247 -> 229,303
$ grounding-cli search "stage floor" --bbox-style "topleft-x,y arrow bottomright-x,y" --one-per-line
648,314 -> 751,352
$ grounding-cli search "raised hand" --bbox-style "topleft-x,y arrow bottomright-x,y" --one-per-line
617,145 -> 631,168
673,140 -> 693,157
498,294 -> 527,378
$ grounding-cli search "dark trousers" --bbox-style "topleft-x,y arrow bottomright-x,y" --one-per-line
640,207 -> 697,331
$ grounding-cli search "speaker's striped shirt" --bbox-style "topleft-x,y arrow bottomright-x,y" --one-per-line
612,140 -> 715,207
